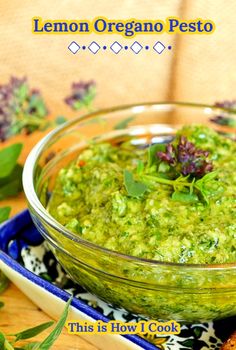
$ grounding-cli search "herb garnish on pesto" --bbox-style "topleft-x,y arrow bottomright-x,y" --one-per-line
124,134 -> 217,203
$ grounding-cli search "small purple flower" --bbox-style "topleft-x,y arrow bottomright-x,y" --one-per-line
157,143 -> 176,166
211,100 -> 236,127
65,80 -> 96,110
157,136 -> 213,178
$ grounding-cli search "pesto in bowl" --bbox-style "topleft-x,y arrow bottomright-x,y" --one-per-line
48,125 -> 236,265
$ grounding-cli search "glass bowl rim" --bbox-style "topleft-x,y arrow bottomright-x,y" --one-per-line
23,101 -> 236,270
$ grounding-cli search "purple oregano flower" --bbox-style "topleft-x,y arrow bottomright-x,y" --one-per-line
65,80 -> 96,110
157,136 -> 213,178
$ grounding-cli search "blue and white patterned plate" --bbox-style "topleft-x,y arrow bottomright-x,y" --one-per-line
0,210 -> 235,350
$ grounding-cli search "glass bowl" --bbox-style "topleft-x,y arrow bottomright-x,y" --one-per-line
23,102 -> 236,323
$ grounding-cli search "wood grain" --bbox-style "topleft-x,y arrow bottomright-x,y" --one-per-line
0,284 -> 98,349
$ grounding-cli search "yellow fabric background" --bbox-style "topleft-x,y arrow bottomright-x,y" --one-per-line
0,0 -> 235,116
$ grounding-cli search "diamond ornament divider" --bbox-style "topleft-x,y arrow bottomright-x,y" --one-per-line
68,40 -> 171,54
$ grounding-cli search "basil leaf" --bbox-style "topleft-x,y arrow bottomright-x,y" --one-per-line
114,116 -> 134,130
148,144 -> 165,168
0,301 -> 4,309
0,143 -> 23,178
35,297 -> 72,350
0,207 -> 11,223
172,191 -> 198,203
124,170 -> 147,197
12,321 -> 54,342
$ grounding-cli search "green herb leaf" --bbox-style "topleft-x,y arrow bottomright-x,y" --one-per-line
3,338 -> 15,350
0,301 -> 4,309
21,342 -> 40,350
172,191 -> 199,203
0,164 -> 23,186
16,83 -> 28,102
157,161 -> 170,173
147,144 -> 165,168
0,298 -> 72,349
114,116 -> 134,130
12,322 -> 54,342
124,170 -> 147,197
136,160 -> 144,175
81,87 -> 96,108
0,331 -> 5,348
196,170 -> 218,183
0,207 -> 11,224
73,101 -> 84,110
0,144 -> 23,179
0,165 -> 23,200
55,116 -> 67,125
33,99 -> 47,118
0,272 -> 9,294
34,297 -> 72,350
194,171 -> 219,204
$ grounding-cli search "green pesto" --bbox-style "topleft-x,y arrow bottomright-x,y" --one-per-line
48,125 -> 236,264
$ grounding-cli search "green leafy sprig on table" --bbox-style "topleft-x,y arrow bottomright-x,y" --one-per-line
0,77 -> 49,141
124,136 -> 221,204
0,297 -> 72,350
0,77 -> 68,142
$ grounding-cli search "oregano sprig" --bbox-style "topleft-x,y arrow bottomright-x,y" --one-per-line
124,136 -> 221,204
0,77 -> 48,141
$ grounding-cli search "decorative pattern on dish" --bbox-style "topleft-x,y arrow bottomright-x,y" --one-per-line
20,245 -> 235,349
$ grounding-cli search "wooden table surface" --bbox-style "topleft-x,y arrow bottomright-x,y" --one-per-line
0,134 -> 99,350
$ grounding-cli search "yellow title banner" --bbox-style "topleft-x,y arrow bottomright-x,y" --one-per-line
32,17 -> 216,37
